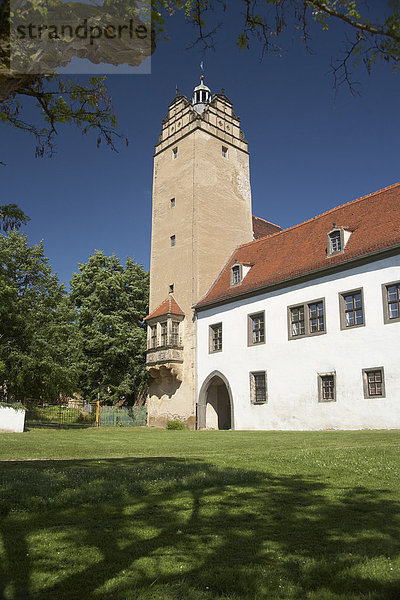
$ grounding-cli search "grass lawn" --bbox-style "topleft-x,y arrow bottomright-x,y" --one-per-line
0,428 -> 399,600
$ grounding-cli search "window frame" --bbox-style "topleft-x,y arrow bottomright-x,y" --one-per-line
326,228 -> 344,256
362,367 -> 386,399
247,311 -> 266,346
318,372 -> 336,402
209,323 -> 223,353
287,298 -> 326,340
250,371 -> 267,404
339,288 -> 365,330
160,321 -> 168,347
382,281 -> 400,324
230,263 -> 242,286
150,324 -> 157,349
170,321 -> 180,347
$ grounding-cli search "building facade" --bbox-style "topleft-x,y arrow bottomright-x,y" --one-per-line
146,80 -> 400,430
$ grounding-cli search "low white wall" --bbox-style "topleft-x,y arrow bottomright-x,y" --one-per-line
0,406 -> 26,433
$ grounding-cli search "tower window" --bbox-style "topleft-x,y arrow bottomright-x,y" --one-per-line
170,235 -> 176,247
170,198 -> 175,208
222,146 -> 228,158
172,147 -> 178,159
169,284 -> 174,294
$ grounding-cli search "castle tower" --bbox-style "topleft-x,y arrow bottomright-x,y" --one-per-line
145,77 -> 253,428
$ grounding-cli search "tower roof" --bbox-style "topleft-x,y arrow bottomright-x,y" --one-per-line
144,295 -> 185,321
192,75 -> 211,114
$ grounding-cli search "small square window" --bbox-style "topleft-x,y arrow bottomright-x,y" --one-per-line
318,373 -> 336,402
209,323 -> 222,353
382,281 -> 400,324
250,371 -> 267,404
172,147 -> 178,159
339,289 -> 365,329
170,235 -> 176,247
248,312 -> 265,345
170,198 -> 176,208
362,367 -> 385,398
222,146 -> 228,158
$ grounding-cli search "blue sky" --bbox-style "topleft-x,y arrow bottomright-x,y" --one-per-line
2,6 -> 399,286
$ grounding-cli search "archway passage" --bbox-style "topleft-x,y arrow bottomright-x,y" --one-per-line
198,372 -> 233,430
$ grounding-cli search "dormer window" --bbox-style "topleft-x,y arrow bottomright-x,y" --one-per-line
327,226 -> 351,257
329,230 -> 342,253
231,264 -> 241,286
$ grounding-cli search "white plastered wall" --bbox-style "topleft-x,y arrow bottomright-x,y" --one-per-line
196,255 -> 400,430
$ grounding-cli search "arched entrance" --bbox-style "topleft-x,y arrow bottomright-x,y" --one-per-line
197,371 -> 234,430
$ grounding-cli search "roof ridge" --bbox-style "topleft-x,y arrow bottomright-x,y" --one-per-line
238,181 -> 400,251
253,215 -> 281,229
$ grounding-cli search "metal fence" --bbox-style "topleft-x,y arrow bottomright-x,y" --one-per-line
25,403 -> 147,428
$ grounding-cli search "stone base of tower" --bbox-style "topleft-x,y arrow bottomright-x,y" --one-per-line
146,378 -> 196,429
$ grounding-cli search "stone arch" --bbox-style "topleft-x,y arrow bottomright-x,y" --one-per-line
197,370 -> 234,430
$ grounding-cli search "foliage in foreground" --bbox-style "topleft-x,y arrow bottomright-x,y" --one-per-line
0,429 -> 399,600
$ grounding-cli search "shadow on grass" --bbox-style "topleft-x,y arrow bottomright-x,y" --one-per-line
0,458 -> 399,600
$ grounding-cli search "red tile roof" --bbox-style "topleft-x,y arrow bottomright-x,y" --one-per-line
144,295 -> 185,321
197,182 -> 400,308
252,215 -> 281,239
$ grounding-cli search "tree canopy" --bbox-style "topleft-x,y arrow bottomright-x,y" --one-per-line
70,251 -> 149,405
0,231 -> 79,402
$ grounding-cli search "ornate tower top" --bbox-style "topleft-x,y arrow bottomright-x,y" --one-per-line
192,75 -> 211,114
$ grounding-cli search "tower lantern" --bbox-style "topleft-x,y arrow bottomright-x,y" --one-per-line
192,75 -> 211,114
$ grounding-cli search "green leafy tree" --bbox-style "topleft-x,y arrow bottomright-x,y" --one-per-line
0,231 -> 79,402
70,251 -> 149,405
157,1 -> 399,91
0,203 -> 30,231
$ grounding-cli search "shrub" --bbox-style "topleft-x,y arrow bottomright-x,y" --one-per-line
166,419 -> 186,430
0,402 -> 27,411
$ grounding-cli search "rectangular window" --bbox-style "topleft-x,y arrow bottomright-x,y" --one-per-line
329,230 -> 342,253
169,284 -> 174,294
172,147 -> 178,159
250,371 -> 267,404
161,322 -> 168,346
170,198 -> 175,208
171,321 -> 179,346
222,146 -> 228,158
290,305 -> 305,337
288,298 -> 326,340
339,289 -> 365,329
309,301 -> 324,333
382,281 -> 400,323
318,373 -> 336,402
150,325 -> 157,349
362,367 -> 385,398
209,323 -> 222,353
248,312 -> 265,345
231,264 -> 241,285
170,235 -> 176,247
